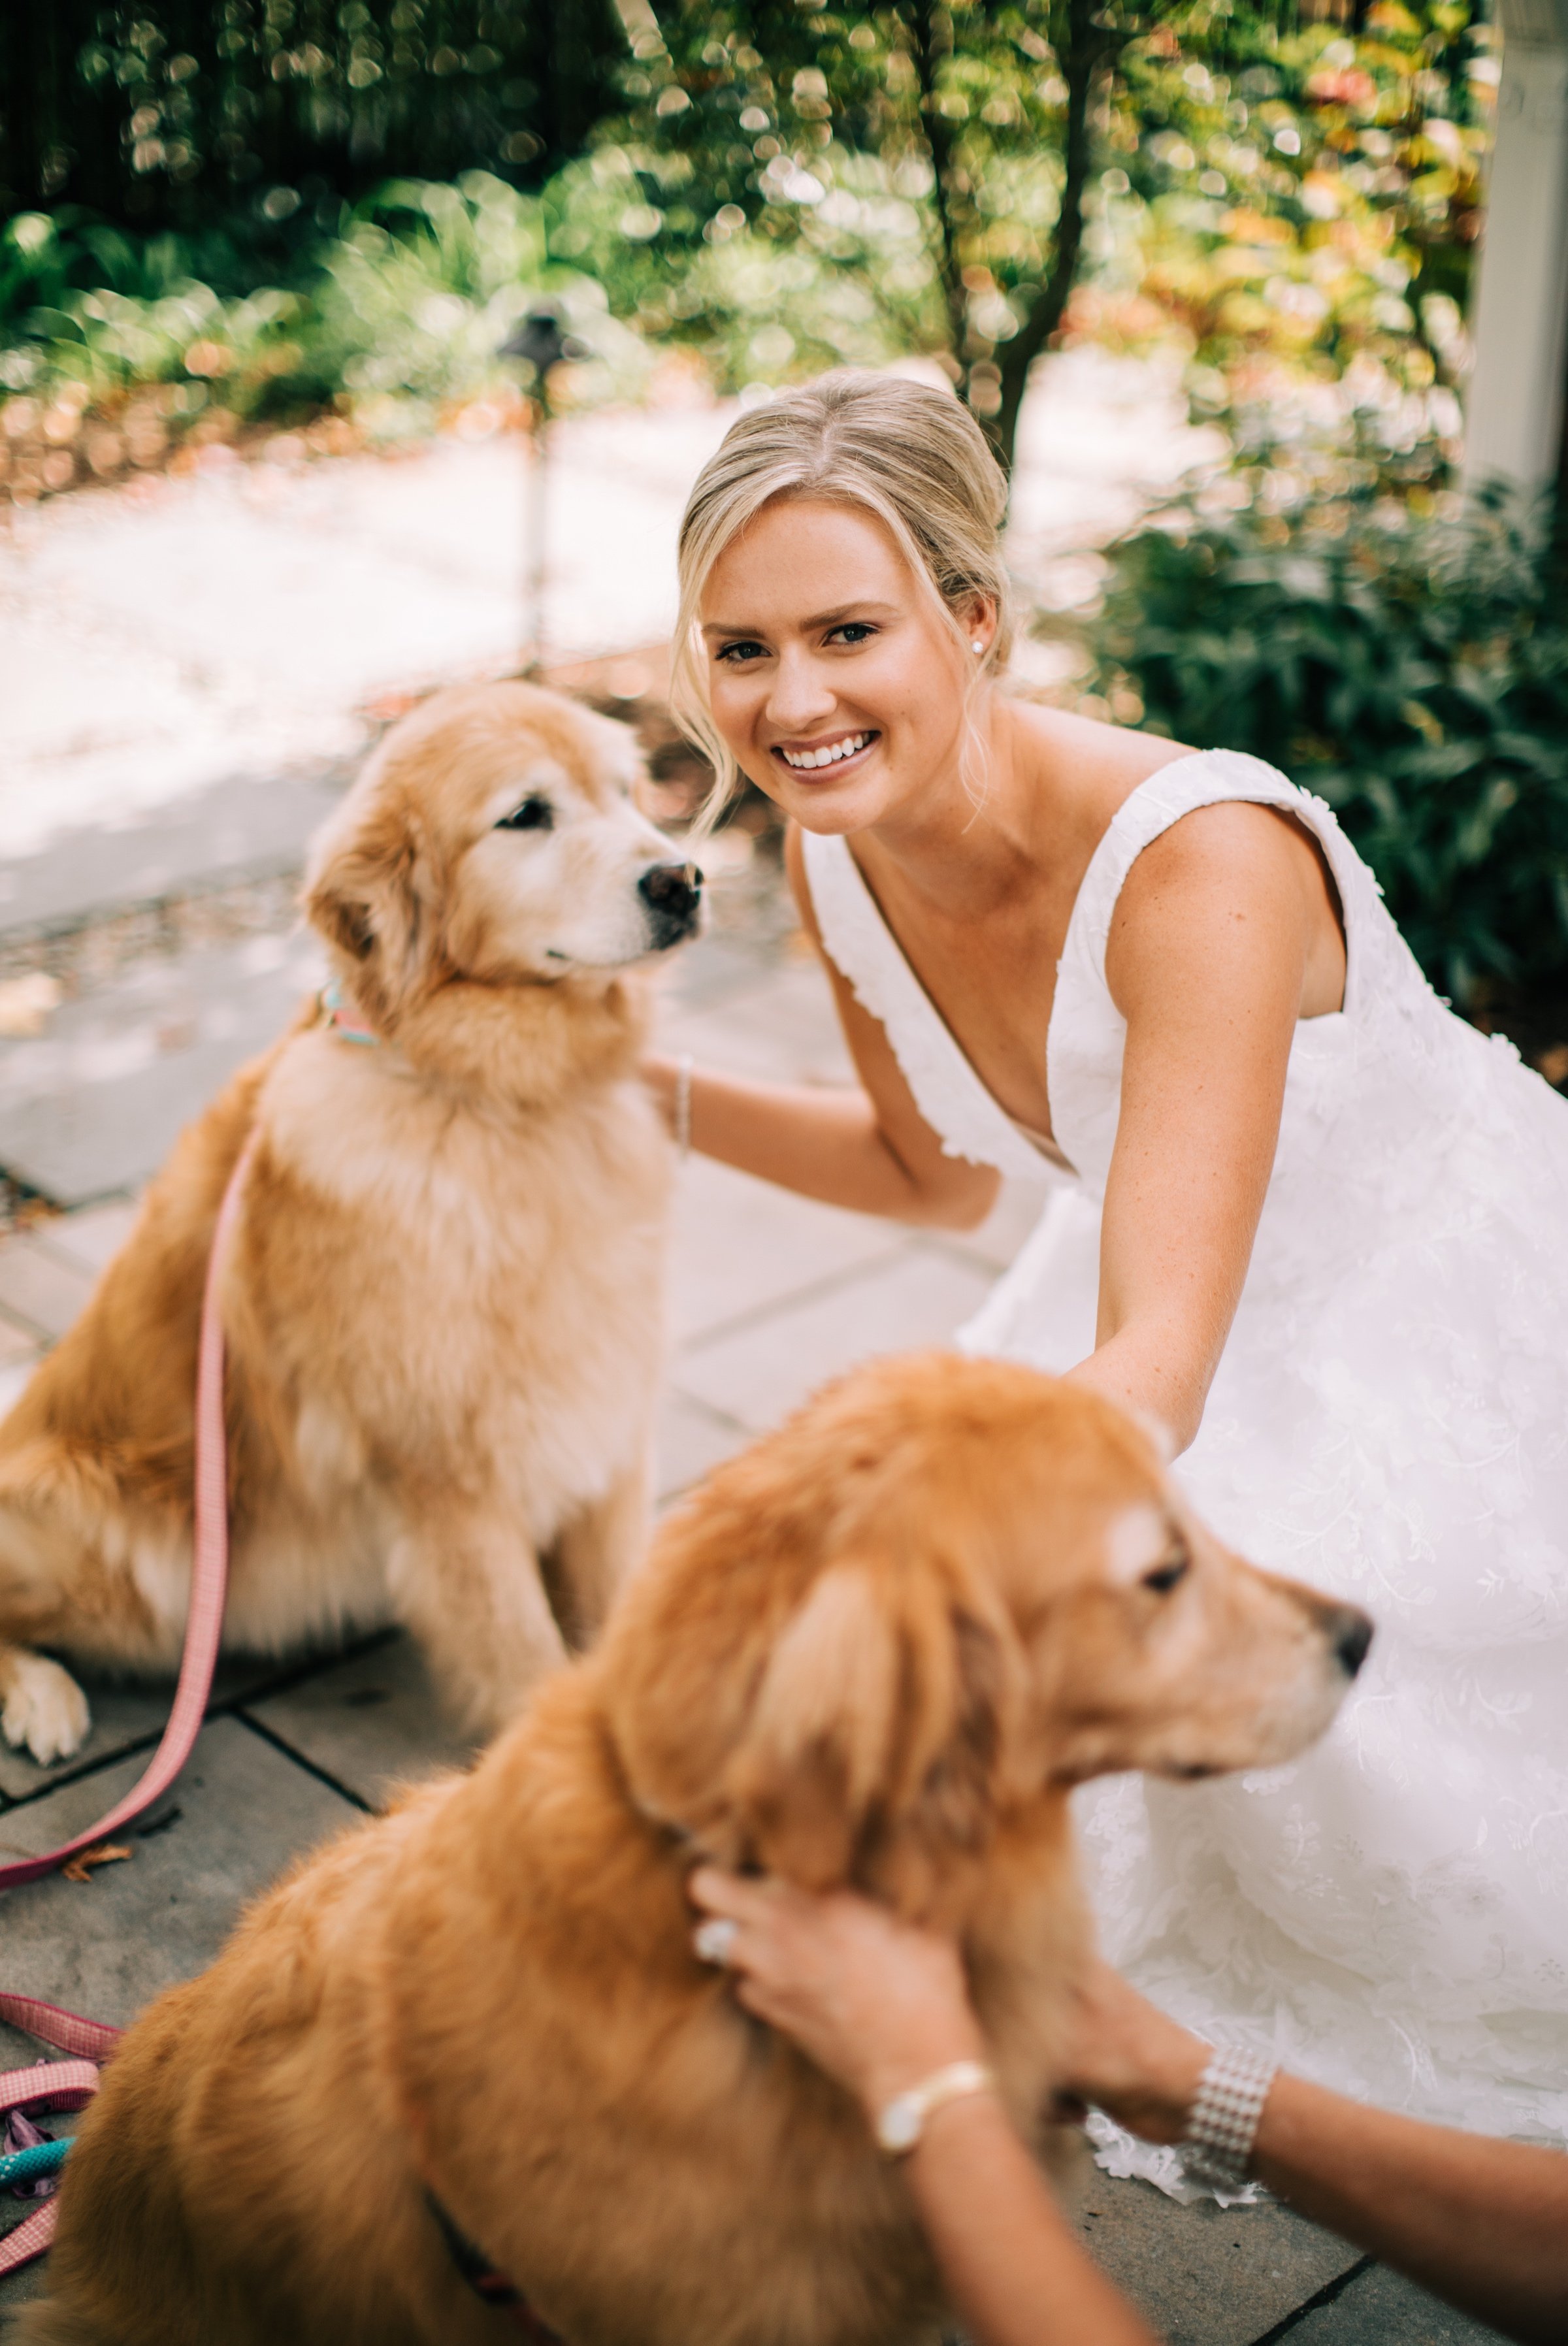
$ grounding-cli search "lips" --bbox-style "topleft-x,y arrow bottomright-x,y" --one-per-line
774,730 -> 878,772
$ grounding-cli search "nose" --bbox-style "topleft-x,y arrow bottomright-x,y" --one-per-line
765,647 -> 836,733
638,860 -> 703,947
1328,1604 -> 1373,1680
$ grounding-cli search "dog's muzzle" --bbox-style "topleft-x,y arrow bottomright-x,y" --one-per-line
639,861 -> 704,950
1329,1604 -> 1373,1679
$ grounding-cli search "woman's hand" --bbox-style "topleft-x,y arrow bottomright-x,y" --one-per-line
687,1866 -> 984,2121
689,1872 -> 1165,2346
1056,1959 -> 1209,2144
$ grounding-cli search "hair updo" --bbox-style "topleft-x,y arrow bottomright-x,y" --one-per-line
670,370 -> 1013,830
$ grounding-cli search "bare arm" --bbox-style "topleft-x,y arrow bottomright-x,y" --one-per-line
1072,804 -> 1334,1450
644,826 -> 998,1230
687,1869 -> 1158,2346
1062,1962 -> 1568,2346
905,2098 -> 1161,2346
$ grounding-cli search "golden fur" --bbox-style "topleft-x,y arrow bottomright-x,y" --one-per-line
20,1354 -> 1370,2346
0,682 -> 694,1762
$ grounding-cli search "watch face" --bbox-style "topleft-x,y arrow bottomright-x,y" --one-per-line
878,2098 -> 921,2153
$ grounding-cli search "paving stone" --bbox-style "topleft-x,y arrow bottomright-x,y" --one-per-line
0,1236 -> 95,1341
0,769 -> 346,942
0,1715 -> 359,2305
656,1386 -> 752,1501
944,1175 -> 1056,1277
0,930 -> 325,1204
0,1313 -> 41,1365
0,1677 -> 172,1809
672,1240 -> 996,1433
0,1648 -> 318,1805
1076,2174 -> 1361,2346
1284,2259 -> 1512,2344
668,1152 -> 904,1344
0,1716 -> 355,2018
244,1631 -> 476,1812
35,1198 -> 139,1277
658,949 -> 856,1087
662,930 -> 783,1013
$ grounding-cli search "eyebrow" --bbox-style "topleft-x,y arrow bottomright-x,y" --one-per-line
700,600 -> 902,639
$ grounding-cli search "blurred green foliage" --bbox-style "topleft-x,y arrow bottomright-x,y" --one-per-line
0,3 -> 621,230
598,0 -> 1487,473
1076,494 -> 1568,1025
604,0 -> 1147,470
0,0 -> 1494,496
1092,0 -> 1490,490
0,173 -> 648,497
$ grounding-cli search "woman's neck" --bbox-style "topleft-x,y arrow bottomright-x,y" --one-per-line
860,697 -> 1053,921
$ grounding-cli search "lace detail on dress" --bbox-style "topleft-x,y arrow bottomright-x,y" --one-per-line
799,830 -> 1061,1182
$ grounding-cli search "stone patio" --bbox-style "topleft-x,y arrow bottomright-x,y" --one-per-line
0,895 -> 1507,2341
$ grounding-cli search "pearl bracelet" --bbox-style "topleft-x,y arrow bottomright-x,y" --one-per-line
1179,2046 -> 1277,2189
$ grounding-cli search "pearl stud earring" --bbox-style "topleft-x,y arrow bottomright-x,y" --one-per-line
972,639 -> 985,654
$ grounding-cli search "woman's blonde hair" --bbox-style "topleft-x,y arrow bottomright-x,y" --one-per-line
670,370 -> 1013,832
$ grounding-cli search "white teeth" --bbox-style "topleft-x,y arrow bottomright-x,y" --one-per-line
780,733 -> 870,772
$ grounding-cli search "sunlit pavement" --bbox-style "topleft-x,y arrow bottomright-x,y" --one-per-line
0,347 -> 1214,861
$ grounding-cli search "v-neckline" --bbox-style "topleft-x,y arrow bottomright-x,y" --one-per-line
835,753 -> 1218,1176
840,837 -> 1076,1174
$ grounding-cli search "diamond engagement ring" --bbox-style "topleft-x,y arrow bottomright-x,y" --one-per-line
694,1916 -> 739,1966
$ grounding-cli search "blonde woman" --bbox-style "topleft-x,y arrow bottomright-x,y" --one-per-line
644,370 -> 1568,2177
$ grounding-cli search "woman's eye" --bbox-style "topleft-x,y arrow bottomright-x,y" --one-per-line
1142,1553 -> 1190,1596
715,640 -> 767,664
496,796 -> 553,832
828,621 -> 876,646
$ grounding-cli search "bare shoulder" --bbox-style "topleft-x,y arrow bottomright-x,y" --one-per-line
1120,797 -> 1315,908
1108,800 -> 1318,1018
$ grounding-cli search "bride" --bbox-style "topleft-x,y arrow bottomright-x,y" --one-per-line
645,368 -> 1568,2174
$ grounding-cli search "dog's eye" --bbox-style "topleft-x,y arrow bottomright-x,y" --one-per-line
1142,1552 -> 1189,1595
496,796 -> 553,832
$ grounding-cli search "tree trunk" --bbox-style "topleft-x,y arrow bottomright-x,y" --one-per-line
988,0 -> 1116,478
908,0 -> 969,361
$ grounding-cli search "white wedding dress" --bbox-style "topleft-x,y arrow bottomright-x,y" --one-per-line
802,749 -> 1568,2187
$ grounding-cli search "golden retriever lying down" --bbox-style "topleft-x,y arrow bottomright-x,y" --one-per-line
0,681 -> 698,1765
22,1354 -> 1371,2346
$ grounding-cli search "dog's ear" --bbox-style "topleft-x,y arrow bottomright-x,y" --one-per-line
727,1562 -> 1017,1893
304,804 -> 431,1011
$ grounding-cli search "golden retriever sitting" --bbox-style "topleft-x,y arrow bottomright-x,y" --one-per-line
0,682 -> 699,1765
22,1355 -> 1371,2346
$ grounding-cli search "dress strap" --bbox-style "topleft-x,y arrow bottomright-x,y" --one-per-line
799,830 -> 1052,1180
1060,749 -> 1361,1007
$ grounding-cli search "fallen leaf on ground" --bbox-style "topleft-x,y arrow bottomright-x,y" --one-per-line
61,1844 -> 133,1883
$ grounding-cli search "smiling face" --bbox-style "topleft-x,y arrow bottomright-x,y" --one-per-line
305,683 -> 702,1016
699,497 -> 992,836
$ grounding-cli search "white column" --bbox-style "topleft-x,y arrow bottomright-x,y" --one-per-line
1462,0 -> 1568,497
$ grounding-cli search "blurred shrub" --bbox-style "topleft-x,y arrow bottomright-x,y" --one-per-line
1073,492 -> 1568,1033
0,173 -> 648,501
604,0 -> 1487,474
1,3 -> 622,231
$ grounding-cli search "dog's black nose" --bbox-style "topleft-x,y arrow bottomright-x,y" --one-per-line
1330,1606 -> 1374,1679
638,861 -> 703,947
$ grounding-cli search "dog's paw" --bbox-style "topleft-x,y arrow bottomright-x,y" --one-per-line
0,1652 -> 91,1765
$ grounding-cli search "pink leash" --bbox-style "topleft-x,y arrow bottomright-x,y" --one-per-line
0,1133 -> 257,2276
0,1994 -> 120,2275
